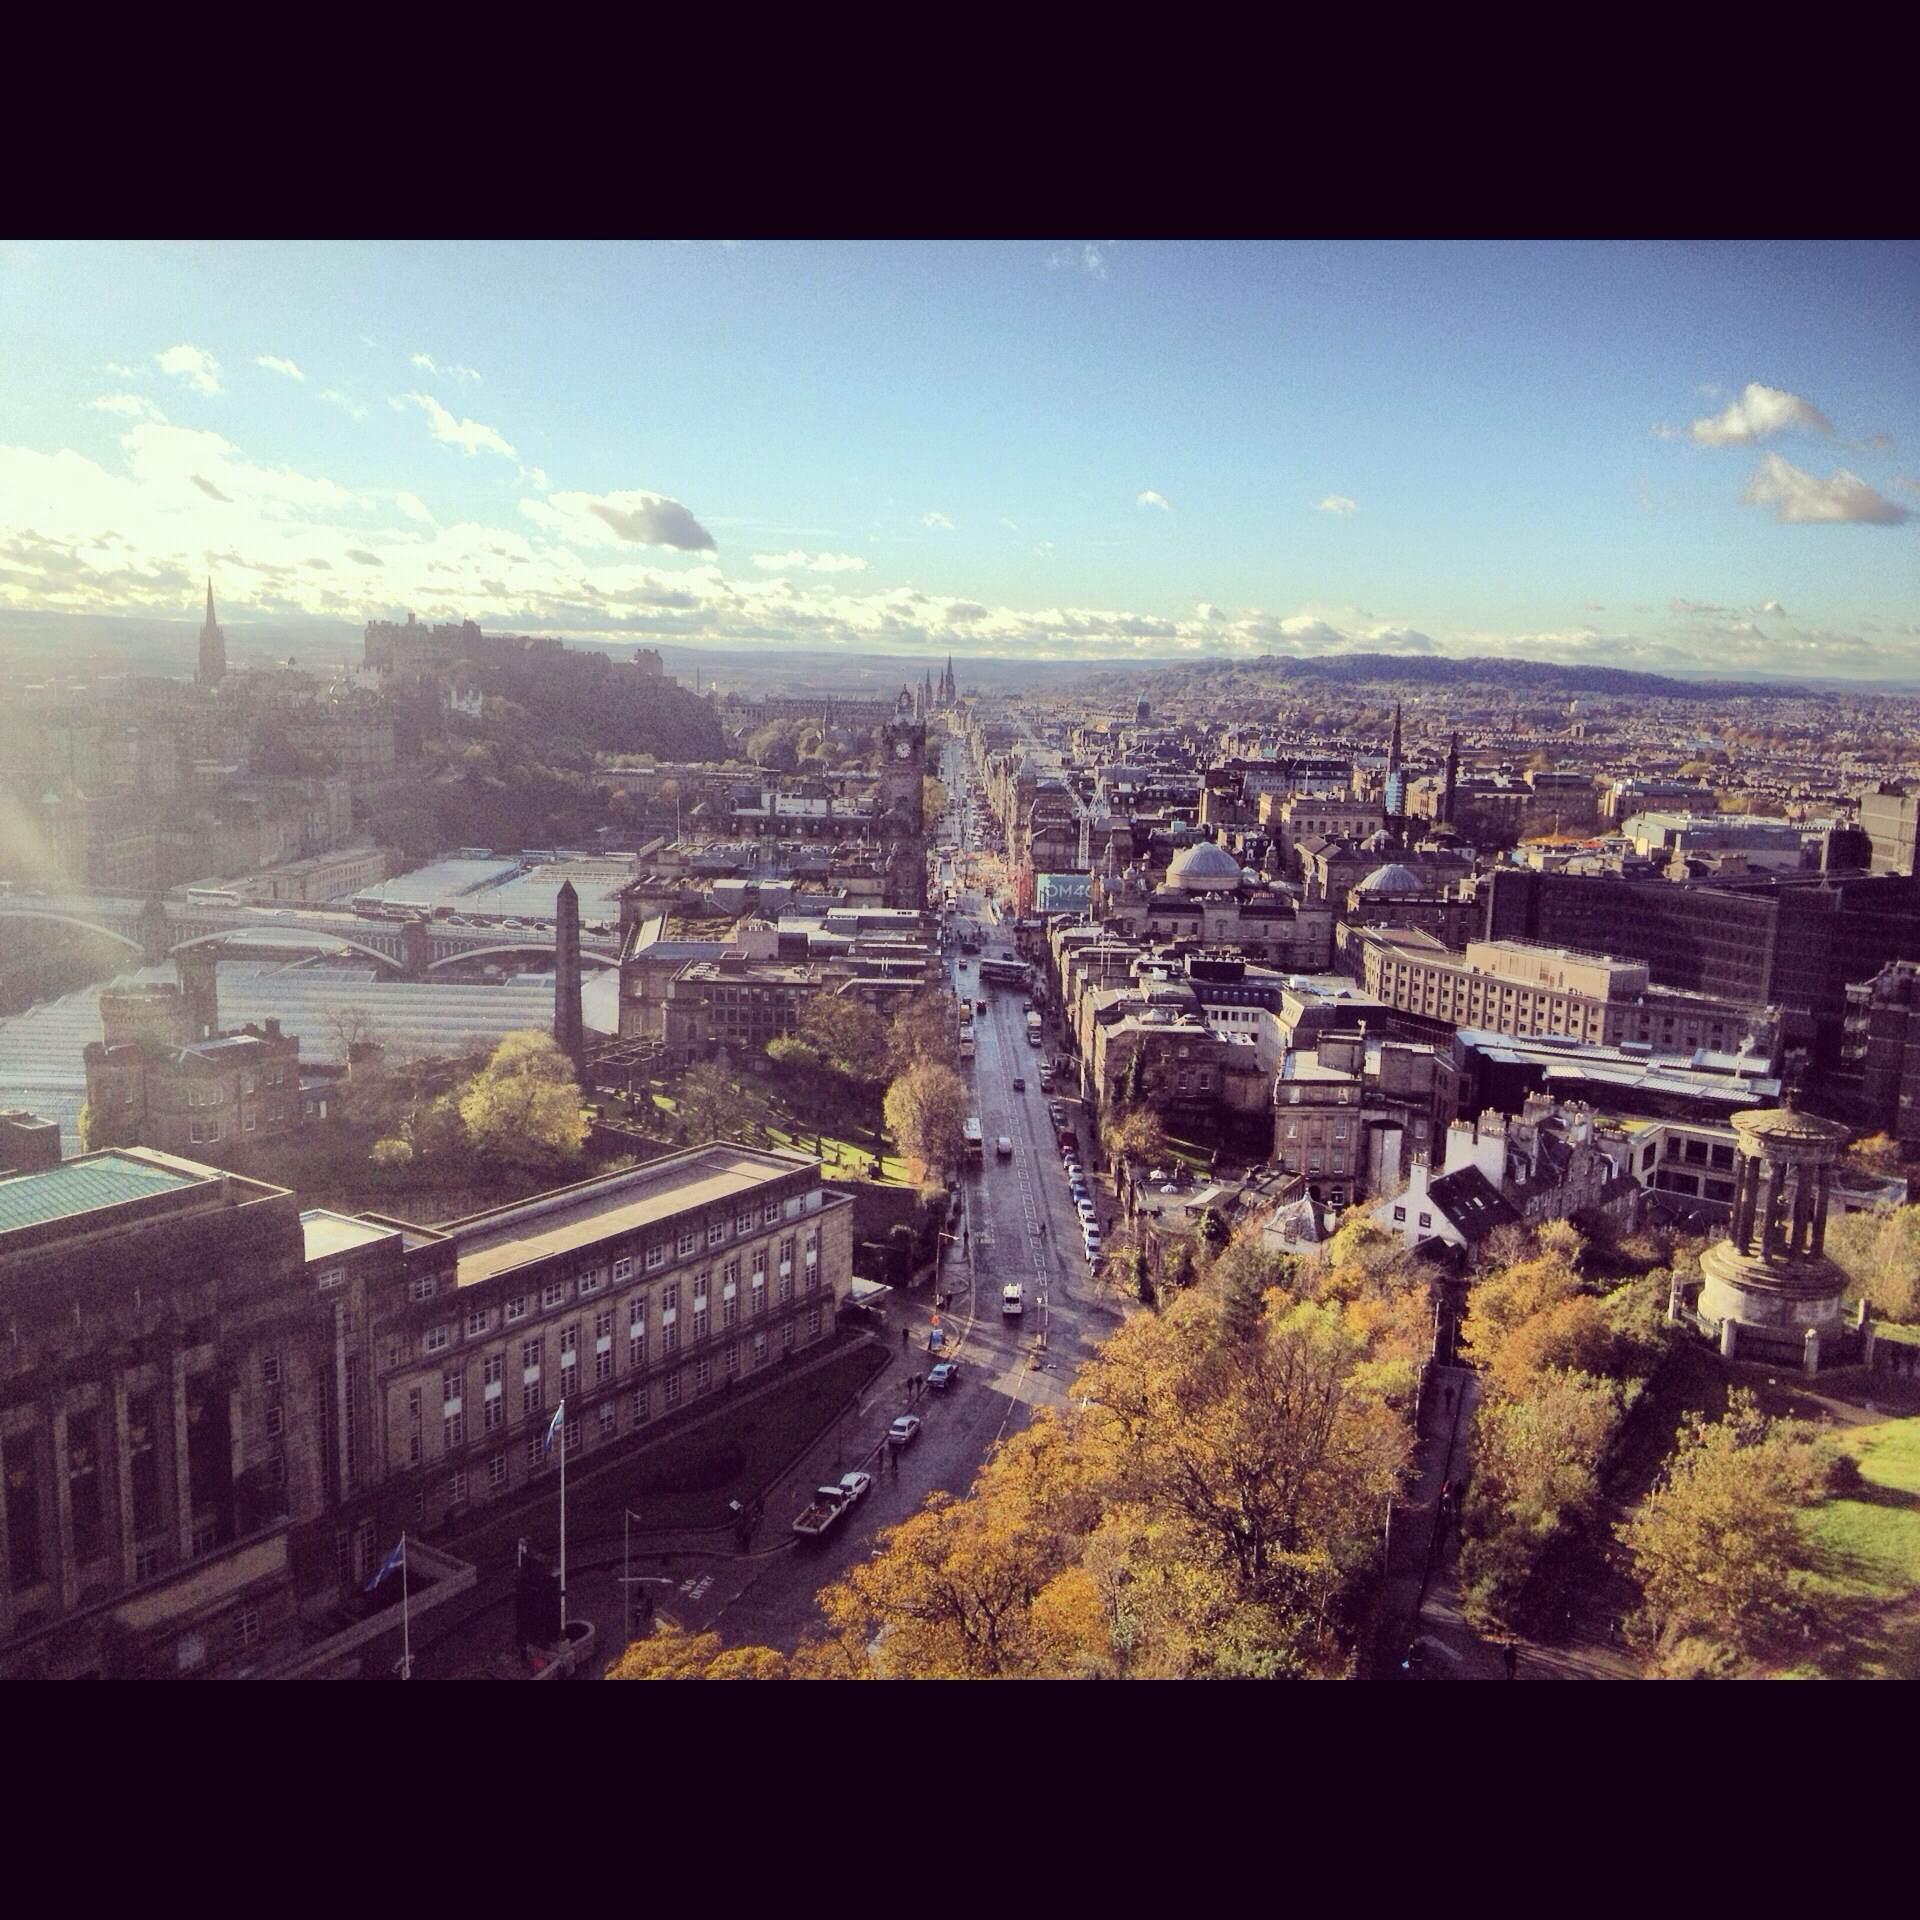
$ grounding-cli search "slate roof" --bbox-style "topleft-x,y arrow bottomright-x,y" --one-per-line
1426,1164 -> 1522,1243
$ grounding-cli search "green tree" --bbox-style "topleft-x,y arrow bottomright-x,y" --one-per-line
1101,1104 -> 1169,1168
883,1059 -> 969,1178
457,1030 -> 591,1170
1620,1392 -> 1833,1674
674,1062 -> 737,1147
77,1100 -> 133,1152
1825,1203 -> 1920,1323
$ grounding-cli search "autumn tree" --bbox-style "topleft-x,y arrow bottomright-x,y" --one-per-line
1825,1204 -> 1920,1323
457,1030 -> 591,1170
1620,1392 -> 1834,1676
606,1625 -> 791,1679
883,1059 -> 968,1177
886,987 -> 962,1077
1101,1104 -> 1169,1168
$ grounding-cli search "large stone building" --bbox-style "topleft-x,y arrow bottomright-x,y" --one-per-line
1354,929 -> 1776,1056
1860,783 -> 1919,878
1093,841 -> 1335,972
1839,959 -> 1920,1145
83,1021 -> 305,1158
0,1139 -> 854,1678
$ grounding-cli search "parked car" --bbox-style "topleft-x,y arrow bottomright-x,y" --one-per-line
1076,1197 -> 1098,1224
928,1362 -> 959,1390
1083,1228 -> 1103,1262
888,1415 -> 923,1448
1012,1076 -> 1025,1091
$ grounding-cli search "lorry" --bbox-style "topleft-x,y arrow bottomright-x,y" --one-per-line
1002,1282 -> 1025,1317
1026,1012 -> 1043,1048
792,1471 -> 874,1539
963,1117 -> 984,1162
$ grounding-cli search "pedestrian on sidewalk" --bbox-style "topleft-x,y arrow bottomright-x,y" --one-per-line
1503,1642 -> 1519,1681
1443,1383 -> 1455,1415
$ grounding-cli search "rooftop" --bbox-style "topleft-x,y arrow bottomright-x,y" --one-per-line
302,1209 -> 398,1263
0,1150 -> 210,1240
446,1143 -> 819,1288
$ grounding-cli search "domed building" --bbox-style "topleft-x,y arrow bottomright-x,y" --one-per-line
1164,840 -> 1245,893
1353,862 -> 1428,898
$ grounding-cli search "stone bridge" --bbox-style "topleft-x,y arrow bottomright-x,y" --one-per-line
0,893 -> 620,979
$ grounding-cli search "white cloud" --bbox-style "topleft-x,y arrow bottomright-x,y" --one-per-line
1048,242 -> 1110,279
256,354 -> 305,382
411,352 -> 481,383
103,361 -> 142,378
1688,382 -> 1834,447
398,392 -> 516,459
1742,452 -> 1910,526
752,550 -> 869,574
1136,490 -> 1173,512
1000,516 -> 1020,532
88,393 -> 166,422
394,491 -> 434,525
1313,494 -> 1359,517
520,466 -> 551,493
321,389 -> 369,421
922,511 -> 955,530
157,344 -> 221,395
1034,541 -> 1055,559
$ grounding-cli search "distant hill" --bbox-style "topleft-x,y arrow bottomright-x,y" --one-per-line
1118,652 -> 1806,701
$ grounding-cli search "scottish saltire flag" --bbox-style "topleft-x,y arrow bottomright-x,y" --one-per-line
365,1537 -> 405,1593
544,1400 -> 566,1456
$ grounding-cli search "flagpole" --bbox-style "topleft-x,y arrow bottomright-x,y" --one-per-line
401,1532 -> 412,1680
558,1403 -> 568,1631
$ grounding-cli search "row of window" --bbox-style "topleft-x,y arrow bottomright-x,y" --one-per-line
433,1311 -> 826,1500
399,1232 -> 822,1363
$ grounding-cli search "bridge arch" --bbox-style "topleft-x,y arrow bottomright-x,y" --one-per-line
0,907 -> 144,953
167,928 -> 408,972
425,943 -> 618,972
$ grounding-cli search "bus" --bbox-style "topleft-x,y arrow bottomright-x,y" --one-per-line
1025,1011 -> 1043,1047
185,886 -> 243,908
979,958 -> 1028,988
963,1117 -> 983,1163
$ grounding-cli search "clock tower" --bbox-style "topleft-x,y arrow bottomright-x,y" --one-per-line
880,691 -> 927,910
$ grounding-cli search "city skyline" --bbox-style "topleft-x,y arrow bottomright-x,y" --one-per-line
3,239 -> 1917,678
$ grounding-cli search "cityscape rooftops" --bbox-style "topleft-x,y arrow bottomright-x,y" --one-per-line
301,1208 -> 399,1262
0,1149 -> 212,1241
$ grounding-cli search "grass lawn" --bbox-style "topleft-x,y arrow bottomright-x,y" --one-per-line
633,1067 -> 913,1185
1784,1414 -> 1920,1679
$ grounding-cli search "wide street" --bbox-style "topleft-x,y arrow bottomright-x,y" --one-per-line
616,731 -> 1128,1655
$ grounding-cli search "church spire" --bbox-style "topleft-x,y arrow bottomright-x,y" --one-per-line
1388,701 -> 1402,775
206,576 -> 216,627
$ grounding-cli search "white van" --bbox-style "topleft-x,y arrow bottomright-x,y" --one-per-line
1001,1283 -> 1025,1317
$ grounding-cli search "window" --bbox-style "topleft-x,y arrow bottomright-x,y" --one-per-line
725,1342 -> 740,1378
735,1208 -> 754,1233
505,1295 -> 528,1324
522,1338 -> 543,1371
722,1256 -> 740,1288
448,1470 -> 467,1505
663,1322 -> 680,1355
484,1353 -> 503,1390
692,1306 -> 710,1341
541,1281 -> 567,1311
599,1402 -> 617,1437
694,1357 -> 712,1393
807,1306 -> 822,1338
780,1237 -> 795,1273
807,1261 -> 821,1295
444,1410 -> 465,1449
422,1326 -> 450,1354
781,1320 -> 797,1350
1393,1206 -> 1407,1222
233,1604 -> 262,1650
560,1325 -> 578,1359
752,1331 -> 768,1367
630,1385 -> 649,1424
526,1434 -> 546,1471
134,1548 -> 160,1582
484,1393 -> 503,1433
707,1218 -> 727,1247
262,1354 -> 282,1387
266,1404 -> 284,1439
762,1200 -> 779,1226
723,1295 -> 739,1329
596,1348 -> 614,1384
676,1227 -> 697,1257
752,1272 -> 766,1315
578,1266 -> 606,1297
1418,1212 -> 1432,1230
488,1453 -> 507,1491
664,1371 -> 682,1409
409,1276 -> 437,1303
465,1307 -> 492,1337
566,1417 -> 581,1453
317,1266 -> 345,1293
613,1255 -> 635,1282
646,1243 -> 666,1272
193,1522 -> 218,1558
442,1368 -> 463,1408
523,1379 -> 543,1417
662,1281 -> 679,1314
779,1272 -> 793,1305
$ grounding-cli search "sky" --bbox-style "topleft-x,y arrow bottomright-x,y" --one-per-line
1,239 -> 1916,677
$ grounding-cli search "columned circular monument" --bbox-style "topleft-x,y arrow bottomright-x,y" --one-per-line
1696,1102 -> 1852,1366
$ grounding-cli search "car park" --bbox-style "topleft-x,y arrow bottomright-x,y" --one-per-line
888,1415 -> 923,1448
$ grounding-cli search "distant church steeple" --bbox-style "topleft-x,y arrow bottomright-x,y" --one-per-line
196,577 -> 226,687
